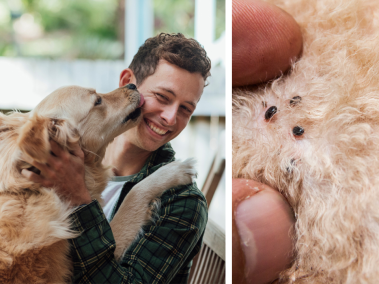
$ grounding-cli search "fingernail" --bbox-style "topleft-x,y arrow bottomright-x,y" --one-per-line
235,191 -> 295,282
235,197 -> 259,280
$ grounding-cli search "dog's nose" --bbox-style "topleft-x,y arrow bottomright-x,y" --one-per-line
126,84 -> 137,90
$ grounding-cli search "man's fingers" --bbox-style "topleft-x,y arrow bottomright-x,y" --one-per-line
232,0 -> 303,86
22,154 -> 49,174
68,141 -> 84,159
50,139 -> 84,161
21,169 -> 53,188
50,140 -> 65,158
21,152 -> 59,181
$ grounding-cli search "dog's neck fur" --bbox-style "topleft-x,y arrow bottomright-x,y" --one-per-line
82,144 -> 112,204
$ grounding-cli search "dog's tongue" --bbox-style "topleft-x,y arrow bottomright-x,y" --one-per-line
138,94 -> 145,107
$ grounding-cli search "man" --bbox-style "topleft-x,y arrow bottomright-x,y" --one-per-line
22,33 -> 210,283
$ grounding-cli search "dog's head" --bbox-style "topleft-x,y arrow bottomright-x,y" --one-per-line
17,84 -> 143,163
0,85 -> 142,193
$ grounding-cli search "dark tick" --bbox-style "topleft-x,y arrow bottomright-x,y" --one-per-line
290,96 -> 302,106
286,159 -> 296,173
293,126 -> 304,136
265,106 -> 277,120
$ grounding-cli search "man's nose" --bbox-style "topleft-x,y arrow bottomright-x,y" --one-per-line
161,105 -> 177,126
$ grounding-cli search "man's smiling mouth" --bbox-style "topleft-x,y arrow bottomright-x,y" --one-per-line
146,119 -> 168,135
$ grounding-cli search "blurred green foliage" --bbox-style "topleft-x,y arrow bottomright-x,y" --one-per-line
0,0 -> 225,59
154,0 -> 195,37
154,0 -> 225,39
215,0 -> 225,39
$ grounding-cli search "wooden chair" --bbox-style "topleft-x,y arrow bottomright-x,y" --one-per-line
188,144 -> 225,284
188,219 -> 225,284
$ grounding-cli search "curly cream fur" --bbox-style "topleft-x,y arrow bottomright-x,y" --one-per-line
233,0 -> 379,283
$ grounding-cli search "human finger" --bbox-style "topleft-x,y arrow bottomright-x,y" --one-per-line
21,169 -> 54,188
45,144 -> 64,171
232,179 -> 262,284
233,179 -> 295,283
68,141 -> 84,159
50,139 -> 66,159
21,153 -> 50,174
232,0 -> 303,86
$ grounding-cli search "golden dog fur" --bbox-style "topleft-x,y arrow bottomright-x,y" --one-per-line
233,0 -> 379,283
0,86 -> 196,283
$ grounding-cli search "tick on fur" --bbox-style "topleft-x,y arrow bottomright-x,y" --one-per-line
265,106 -> 277,120
262,101 -> 267,108
286,158 -> 296,173
290,96 -> 302,106
293,126 -> 304,136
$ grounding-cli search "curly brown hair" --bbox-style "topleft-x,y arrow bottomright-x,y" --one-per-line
129,33 -> 211,86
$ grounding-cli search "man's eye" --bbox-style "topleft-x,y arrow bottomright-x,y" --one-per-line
181,105 -> 192,113
95,97 -> 102,106
156,93 -> 168,101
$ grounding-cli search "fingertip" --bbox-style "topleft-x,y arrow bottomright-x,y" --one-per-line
68,141 -> 84,157
232,0 -> 303,86
20,168 -> 28,178
75,146 -> 85,159
232,178 -> 265,284
49,139 -> 63,155
21,168 -> 38,182
232,179 -> 270,210
234,188 -> 295,283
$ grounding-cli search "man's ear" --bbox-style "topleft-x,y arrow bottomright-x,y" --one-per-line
17,115 -> 50,163
119,68 -> 136,87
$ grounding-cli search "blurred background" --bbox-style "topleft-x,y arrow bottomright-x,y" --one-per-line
0,0 -> 225,232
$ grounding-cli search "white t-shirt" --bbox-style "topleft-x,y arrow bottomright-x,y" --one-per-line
101,174 -> 137,221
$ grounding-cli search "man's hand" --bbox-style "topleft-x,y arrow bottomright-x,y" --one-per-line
21,140 -> 92,207
232,0 -> 302,282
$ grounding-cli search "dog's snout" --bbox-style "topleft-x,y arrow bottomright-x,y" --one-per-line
126,84 -> 137,90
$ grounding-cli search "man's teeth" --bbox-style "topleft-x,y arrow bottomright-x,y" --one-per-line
147,121 -> 168,135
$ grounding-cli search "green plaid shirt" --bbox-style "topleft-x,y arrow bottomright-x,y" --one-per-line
69,143 -> 208,284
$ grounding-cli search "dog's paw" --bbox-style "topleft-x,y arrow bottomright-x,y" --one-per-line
173,158 -> 197,184
156,158 -> 197,187
134,159 -> 198,197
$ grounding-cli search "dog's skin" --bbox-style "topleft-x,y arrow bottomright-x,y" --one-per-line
233,0 -> 379,283
0,85 -> 196,283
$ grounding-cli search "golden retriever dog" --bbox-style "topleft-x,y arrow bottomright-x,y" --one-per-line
0,85 -> 196,283
233,0 -> 379,283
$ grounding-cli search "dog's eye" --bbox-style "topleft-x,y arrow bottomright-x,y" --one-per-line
95,97 -> 102,106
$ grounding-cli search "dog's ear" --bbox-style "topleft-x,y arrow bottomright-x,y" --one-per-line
17,115 -> 50,163
48,118 -> 79,148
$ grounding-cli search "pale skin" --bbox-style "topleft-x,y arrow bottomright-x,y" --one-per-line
232,0 -> 302,283
21,59 -> 205,207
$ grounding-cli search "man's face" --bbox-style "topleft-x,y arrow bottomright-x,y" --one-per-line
125,60 -> 205,152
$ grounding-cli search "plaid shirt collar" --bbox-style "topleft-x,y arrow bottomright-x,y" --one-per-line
128,142 -> 176,183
